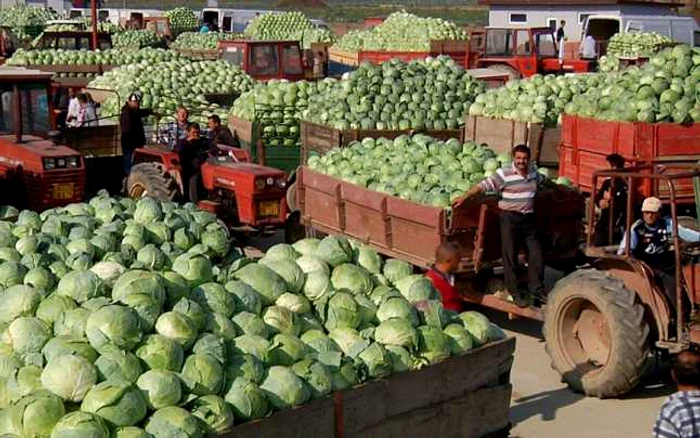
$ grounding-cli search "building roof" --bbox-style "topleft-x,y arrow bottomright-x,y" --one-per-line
477,0 -> 683,6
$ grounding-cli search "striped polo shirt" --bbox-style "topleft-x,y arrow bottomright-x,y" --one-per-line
654,390 -> 700,438
478,163 -> 545,214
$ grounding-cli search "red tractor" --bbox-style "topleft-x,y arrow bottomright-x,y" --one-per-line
0,67 -> 85,211
468,27 -> 595,79
124,144 -> 300,241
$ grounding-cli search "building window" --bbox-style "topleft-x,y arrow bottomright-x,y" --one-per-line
546,18 -> 557,31
579,13 -> 590,25
509,13 -> 527,24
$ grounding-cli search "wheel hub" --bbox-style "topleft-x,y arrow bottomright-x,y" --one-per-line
129,183 -> 148,198
560,298 -> 611,371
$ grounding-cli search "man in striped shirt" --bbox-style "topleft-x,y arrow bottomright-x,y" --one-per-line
654,349 -> 700,438
465,144 -> 546,307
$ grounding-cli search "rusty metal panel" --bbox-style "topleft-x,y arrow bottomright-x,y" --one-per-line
299,168 -> 344,233
655,123 -> 700,156
385,197 -> 445,266
340,181 -> 391,248
228,115 -> 256,145
63,125 -> 120,157
463,115 -> 528,154
300,121 -> 342,162
528,123 -> 560,165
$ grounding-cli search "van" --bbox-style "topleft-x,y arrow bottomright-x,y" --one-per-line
584,14 -> 700,52
200,8 -> 279,33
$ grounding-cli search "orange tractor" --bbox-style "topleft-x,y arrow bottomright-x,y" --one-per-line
0,67 -> 85,211
467,27 -> 595,79
124,143 -> 300,241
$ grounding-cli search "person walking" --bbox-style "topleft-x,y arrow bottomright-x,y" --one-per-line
464,144 -> 548,308
654,349 -> 700,438
120,92 -> 154,174
579,31 -> 598,60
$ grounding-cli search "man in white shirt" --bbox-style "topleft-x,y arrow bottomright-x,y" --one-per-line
579,32 -> 597,60
66,88 -> 80,126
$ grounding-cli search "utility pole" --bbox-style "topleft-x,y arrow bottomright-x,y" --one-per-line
91,0 -> 98,50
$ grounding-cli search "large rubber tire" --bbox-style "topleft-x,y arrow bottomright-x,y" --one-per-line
125,163 -> 179,201
543,269 -> 650,398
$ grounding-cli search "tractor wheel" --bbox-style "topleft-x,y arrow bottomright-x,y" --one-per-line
284,210 -> 305,244
125,163 -> 179,201
489,64 -> 521,81
286,181 -> 298,212
543,269 -> 650,398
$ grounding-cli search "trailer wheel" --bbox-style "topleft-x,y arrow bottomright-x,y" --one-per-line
286,181 -> 297,212
126,163 -> 179,201
543,269 -> 650,398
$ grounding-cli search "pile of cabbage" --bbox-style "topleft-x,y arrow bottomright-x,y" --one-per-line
243,11 -> 336,49
599,32 -> 675,73
164,7 -> 200,34
7,47 -> 180,67
0,194 -> 506,437
112,30 -> 165,49
89,59 -> 255,123
302,56 -> 486,131
308,135 -> 509,207
171,32 -> 245,51
0,5 -> 59,42
606,31 -> 673,58
565,45 -> 700,123
333,11 -> 467,52
468,73 -> 603,126
230,80 -> 321,148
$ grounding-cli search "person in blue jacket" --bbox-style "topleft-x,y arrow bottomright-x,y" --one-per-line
618,196 -> 700,306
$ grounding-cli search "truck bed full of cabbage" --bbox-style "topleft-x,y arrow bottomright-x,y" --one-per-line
0,194 -> 505,437
333,10 -> 467,53
302,56 -> 486,131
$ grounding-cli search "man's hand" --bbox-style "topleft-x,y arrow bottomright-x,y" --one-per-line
464,184 -> 484,199
599,199 -> 609,209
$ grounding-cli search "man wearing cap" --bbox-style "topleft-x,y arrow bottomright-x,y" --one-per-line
120,92 -> 154,174
618,196 -> 700,305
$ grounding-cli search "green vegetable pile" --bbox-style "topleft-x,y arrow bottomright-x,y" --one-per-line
565,45 -> 700,123
599,32 -> 675,73
308,135 -> 509,207
89,59 -> 255,123
0,193 -> 506,437
243,11 -> 336,49
171,32 -> 245,51
7,47 -> 179,67
607,32 -> 674,58
468,73 -> 602,126
0,5 -> 59,43
302,56 -> 485,130
164,7 -> 200,34
113,30 -> 165,49
333,10 -> 467,52
230,80 -> 322,148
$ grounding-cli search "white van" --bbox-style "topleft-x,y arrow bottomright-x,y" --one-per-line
200,8 -> 279,33
584,14 -> 700,48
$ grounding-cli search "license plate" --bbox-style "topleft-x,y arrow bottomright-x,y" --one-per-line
52,183 -> 74,200
259,201 -> 279,217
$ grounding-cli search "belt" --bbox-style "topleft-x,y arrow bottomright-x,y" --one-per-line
502,210 -> 535,217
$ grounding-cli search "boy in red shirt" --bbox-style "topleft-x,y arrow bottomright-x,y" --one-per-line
425,242 -> 463,312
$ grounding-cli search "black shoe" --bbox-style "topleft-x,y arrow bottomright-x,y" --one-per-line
513,293 -> 531,308
532,292 -> 548,305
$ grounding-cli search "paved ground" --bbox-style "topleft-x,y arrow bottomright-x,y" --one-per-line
487,311 -> 674,438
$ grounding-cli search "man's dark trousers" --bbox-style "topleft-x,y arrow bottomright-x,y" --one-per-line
499,211 -> 545,299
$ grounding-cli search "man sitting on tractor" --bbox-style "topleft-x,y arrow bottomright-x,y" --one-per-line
175,122 -> 214,203
207,115 -> 238,147
159,106 -> 190,150
618,197 -> 700,306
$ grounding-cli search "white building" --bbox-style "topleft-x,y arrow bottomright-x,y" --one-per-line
479,0 -> 688,41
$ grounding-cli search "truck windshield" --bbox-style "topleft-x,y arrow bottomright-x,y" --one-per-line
0,84 -> 50,135
485,29 -> 514,56
536,32 -> 557,57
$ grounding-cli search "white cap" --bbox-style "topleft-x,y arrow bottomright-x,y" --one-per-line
642,197 -> 662,213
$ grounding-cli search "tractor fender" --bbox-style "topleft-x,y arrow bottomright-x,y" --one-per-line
591,257 -> 671,342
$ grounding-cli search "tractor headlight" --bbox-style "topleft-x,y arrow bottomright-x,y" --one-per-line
67,156 -> 79,168
43,158 -> 56,170
266,177 -> 274,186
276,178 -> 286,189
57,158 -> 66,168
255,179 -> 266,190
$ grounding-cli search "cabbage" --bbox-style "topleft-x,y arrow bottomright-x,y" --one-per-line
137,370 -> 182,410
374,318 -> 419,350
260,366 -> 311,410
81,380 -> 148,427
180,353 -> 225,396
292,358 -> 333,399
459,311 -> 491,347
417,326 -> 451,365
263,306 -> 300,336
42,335 -> 98,364
233,263 -> 287,306
95,346 -> 143,383
189,395 -> 234,435
50,411 -> 109,438
315,236 -> 353,267
136,334 -> 184,372
4,391 -> 65,438
331,263 -> 373,295
224,377 -> 268,421
444,323 -> 474,355
155,312 -> 198,350
41,355 -> 97,402
85,305 -> 143,352
232,311 -> 268,338
191,282 -> 235,317
144,407 -> 202,438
